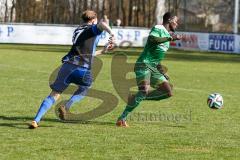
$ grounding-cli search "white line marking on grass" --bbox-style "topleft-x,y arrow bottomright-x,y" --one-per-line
175,87 -> 207,94
175,87 -> 237,98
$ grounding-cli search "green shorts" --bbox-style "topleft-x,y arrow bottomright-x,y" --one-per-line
134,64 -> 167,88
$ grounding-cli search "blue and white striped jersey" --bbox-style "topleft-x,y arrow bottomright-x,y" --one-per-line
62,24 -> 103,69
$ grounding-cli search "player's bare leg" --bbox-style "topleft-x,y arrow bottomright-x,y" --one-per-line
50,90 -> 61,100
146,82 -> 173,100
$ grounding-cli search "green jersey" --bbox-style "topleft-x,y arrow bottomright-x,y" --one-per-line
136,25 -> 171,67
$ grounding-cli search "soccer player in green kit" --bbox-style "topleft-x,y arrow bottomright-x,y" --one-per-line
116,12 -> 182,127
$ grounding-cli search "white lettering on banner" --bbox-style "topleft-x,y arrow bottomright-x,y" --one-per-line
209,34 -> 235,52
0,24 -> 239,54
229,41 -> 234,51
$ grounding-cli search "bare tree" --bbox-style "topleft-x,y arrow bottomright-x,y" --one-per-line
128,0 -> 133,26
121,0 -> 127,26
155,0 -> 166,24
10,0 -> 15,22
84,0 -> 88,10
102,0 -> 106,17
4,0 -> 8,22
173,0 -> 181,15
136,0 -> 140,26
198,0 -> 218,27
142,0 -> 146,27
148,0 -> 151,27
116,0 -> 121,18
3,0 -> 234,33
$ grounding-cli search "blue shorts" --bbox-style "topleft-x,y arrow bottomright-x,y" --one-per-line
50,63 -> 92,93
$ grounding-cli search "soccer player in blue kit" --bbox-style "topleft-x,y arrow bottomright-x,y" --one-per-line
29,10 -> 114,129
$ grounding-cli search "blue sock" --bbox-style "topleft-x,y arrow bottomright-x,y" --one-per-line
65,95 -> 85,110
34,96 -> 55,123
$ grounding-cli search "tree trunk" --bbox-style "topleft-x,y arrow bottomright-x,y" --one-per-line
102,0 -> 106,17
136,0 -> 140,26
96,0 -> 99,14
148,0 -> 151,27
174,0 -> 181,15
84,0 -> 88,10
109,0 -> 112,19
155,0 -> 166,25
128,0 -> 133,26
4,0 -> 8,22
117,0 -> 121,18
121,0 -> 127,26
142,0 -> 146,27
91,0 -> 94,10
10,0 -> 15,22
78,0 -> 83,21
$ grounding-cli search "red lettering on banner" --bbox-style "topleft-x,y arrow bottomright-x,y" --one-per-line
181,34 -> 199,49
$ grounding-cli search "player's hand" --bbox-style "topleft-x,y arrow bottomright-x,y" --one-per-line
171,34 -> 182,41
107,34 -> 115,50
102,35 -> 115,54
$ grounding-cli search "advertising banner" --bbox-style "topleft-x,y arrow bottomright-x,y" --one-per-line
0,24 -> 239,54
0,24 -> 149,47
208,34 -> 235,52
234,35 -> 240,54
171,32 -> 209,51
0,24 -> 73,45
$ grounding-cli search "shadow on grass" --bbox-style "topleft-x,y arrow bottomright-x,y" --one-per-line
0,115 -> 58,129
0,115 -> 189,130
59,120 -> 116,126
0,115 -> 58,122
0,115 -> 115,129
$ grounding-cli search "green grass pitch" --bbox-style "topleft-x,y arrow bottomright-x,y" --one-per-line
0,44 -> 239,160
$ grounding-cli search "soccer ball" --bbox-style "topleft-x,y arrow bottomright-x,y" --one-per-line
207,93 -> 223,109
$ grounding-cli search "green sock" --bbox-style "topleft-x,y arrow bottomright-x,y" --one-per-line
118,105 -> 134,120
118,91 -> 146,120
145,90 -> 170,100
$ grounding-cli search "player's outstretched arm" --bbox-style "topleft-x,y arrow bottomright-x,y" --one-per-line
148,35 -> 172,44
95,47 -> 107,56
95,22 -> 115,56
94,39 -> 115,56
148,34 -> 182,44
97,21 -> 114,36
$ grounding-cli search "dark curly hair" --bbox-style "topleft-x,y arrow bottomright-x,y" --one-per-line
163,12 -> 175,24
